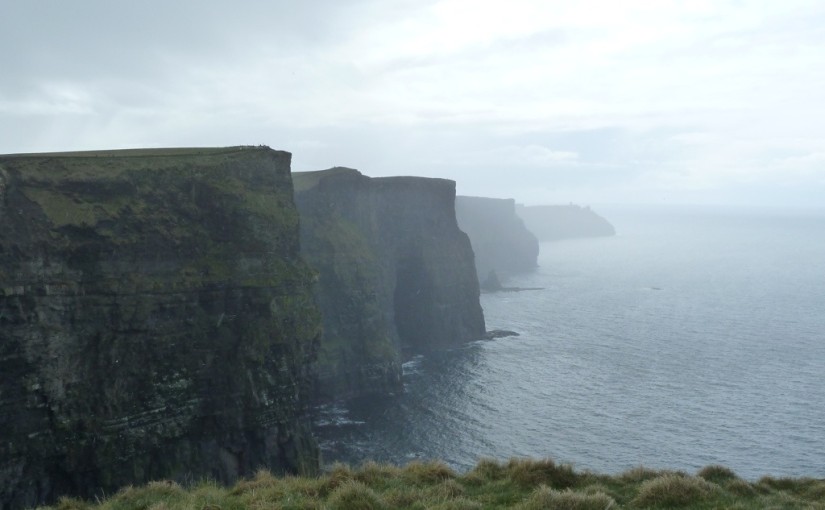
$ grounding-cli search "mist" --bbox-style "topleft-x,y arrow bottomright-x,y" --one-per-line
4,2 -> 825,507
3,1 -> 825,209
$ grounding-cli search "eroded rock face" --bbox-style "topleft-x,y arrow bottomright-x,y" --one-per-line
0,147 -> 321,509
294,169 -> 485,400
455,196 -> 539,279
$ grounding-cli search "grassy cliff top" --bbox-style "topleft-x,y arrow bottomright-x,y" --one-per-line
0,146 -> 291,185
44,458 -> 825,509
1,145 -> 273,159
292,167 -> 362,192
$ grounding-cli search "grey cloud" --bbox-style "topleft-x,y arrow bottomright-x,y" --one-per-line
0,0 -> 379,95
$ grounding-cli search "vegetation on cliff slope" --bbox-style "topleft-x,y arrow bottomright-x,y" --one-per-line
43,458 -> 825,509
1,146 -> 322,506
292,168 -> 485,400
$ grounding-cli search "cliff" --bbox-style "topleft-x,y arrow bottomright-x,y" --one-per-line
0,147 -> 321,509
517,204 -> 615,241
455,196 -> 539,280
294,169 -> 485,400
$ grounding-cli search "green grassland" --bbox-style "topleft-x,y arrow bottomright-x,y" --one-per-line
42,458 -> 825,509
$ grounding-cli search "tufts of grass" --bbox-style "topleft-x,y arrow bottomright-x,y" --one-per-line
724,477 -> 758,497
322,462 -> 356,494
423,478 -> 466,501
757,476 -> 825,504
229,469 -> 279,495
99,481 -> 190,510
400,461 -> 457,486
326,479 -> 386,510
462,458 -> 507,485
382,486 -> 428,508
619,466 -> 684,483
696,464 -> 739,484
54,496 -> 90,510
354,461 -> 403,487
33,458 -> 825,510
516,485 -> 617,510
801,479 -> 825,501
630,474 -> 716,508
505,458 -> 580,489
426,497 -> 483,510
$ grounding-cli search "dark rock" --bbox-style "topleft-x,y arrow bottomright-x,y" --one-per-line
0,147 -> 321,508
455,196 -> 539,279
481,270 -> 504,291
482,286 -> 545,293
294,168 -> 485,400
483,329 -> 520,339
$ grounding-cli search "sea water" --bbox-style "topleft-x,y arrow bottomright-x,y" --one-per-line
313,206 -> 825,480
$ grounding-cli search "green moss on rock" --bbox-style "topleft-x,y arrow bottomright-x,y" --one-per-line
295,168 -> 485,400
0,146 -> 321,508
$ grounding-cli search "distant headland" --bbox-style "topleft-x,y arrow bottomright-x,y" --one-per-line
517,203 -> 616,241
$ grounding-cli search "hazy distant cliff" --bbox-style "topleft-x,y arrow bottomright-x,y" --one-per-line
0,147 -> 321,509
294,169 -> 485,400
455,196 -> 539,280
517,204 -> 615,241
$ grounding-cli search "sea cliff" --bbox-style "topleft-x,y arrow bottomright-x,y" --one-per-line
455,196 -> 539,280
294,169 -> 486,400
517,204 -> 615,241
0,147 -> 321,509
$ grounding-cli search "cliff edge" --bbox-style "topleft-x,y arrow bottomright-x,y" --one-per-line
517,204 -> 615,241
455,196 -> 539,280
0,147 -> 321,508
295,169 -> 485,400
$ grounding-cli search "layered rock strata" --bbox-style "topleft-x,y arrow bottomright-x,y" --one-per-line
0,147 -> 321,509
294,169 -> 485,400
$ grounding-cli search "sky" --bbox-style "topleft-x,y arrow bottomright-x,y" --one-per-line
2,0 -> 824,208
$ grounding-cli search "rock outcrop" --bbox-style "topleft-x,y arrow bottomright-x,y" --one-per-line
517,204 -> 615,241
455,196 -> 539,279
0,147 -> 321,509
294,169 -> 485,400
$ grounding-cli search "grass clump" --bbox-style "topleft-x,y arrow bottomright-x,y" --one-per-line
505,458 -> 579,489
426,497 -> 483,510
327,479 -> 385,510
516,485 -> 617,510
355,461 -> 403,487
462,458 -> 507,485
401,461 -> 457,486
696,464 -> 739,484
630,474 -> 716,507
33,458 -> 825,509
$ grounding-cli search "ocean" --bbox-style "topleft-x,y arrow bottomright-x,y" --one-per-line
313,206 -> 825,480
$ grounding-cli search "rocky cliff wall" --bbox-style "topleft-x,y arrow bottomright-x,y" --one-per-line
294,169 -> 485,400
455,196 -> 539,280
517,204 -> 615,241
0,147 -> 321,509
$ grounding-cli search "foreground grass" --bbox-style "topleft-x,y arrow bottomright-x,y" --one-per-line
44,459 -> 825,509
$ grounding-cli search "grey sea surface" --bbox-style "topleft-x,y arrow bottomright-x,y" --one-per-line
313,206 -> 825,480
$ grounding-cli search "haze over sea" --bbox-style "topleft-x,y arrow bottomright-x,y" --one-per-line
314,206 -> 825,480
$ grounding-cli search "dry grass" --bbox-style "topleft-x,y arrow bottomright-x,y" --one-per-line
630,474 -> 716,507
33,458 -> 825,510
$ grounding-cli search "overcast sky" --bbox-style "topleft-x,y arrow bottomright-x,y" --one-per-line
2,1 -> 824,208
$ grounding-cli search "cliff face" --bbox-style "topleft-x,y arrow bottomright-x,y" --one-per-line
294,169 -> 485,400
517,204 -> 616,241
0,147 -> 321,509
455,196 -> 539,280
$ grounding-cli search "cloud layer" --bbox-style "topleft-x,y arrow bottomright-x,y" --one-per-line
2,0 -> 824,207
